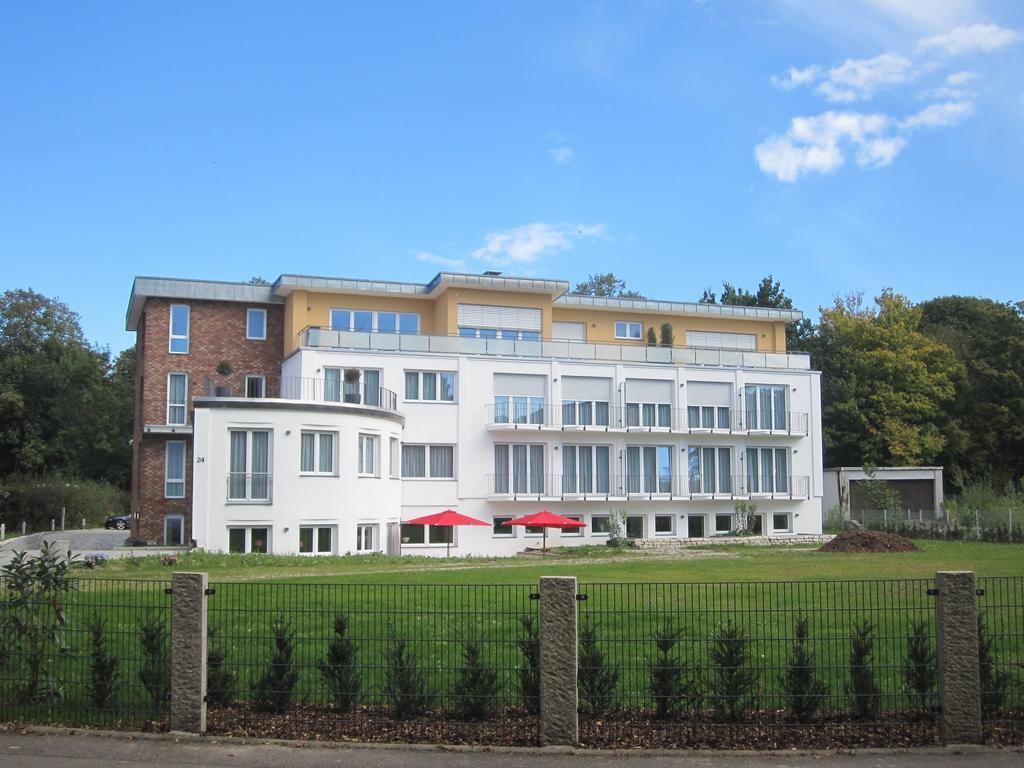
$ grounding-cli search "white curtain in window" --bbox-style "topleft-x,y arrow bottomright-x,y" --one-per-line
168,374 -> 186,424
513,445 -> 528,492
701,447 -> 715,493
774,448 -> 788,492
300,433 -> 315,472
402,445 -> 426,478
529,445 -> 544,493
579,445 -> 593,493
429,445 -> 454,478
595,446 -> 610,493
319,433 -> 334,473
595,401 -> 610,426
562,446 -> 577,493
229,431 -> 247,497
773,387 -> 787,430
643,446 -> 657,491
627,447 -> 641,493
363,370 -> 380,406
422,373 -> 437,400
251,431 -> 269,498
626,403 -> 640,427
165,443 -> 184,496
494,444 -> 509,493
440,372 -> 455,401
324,369 -> 341,402
562,401 -> 577,426
717,447 -> 732,493
405,372 -> 419,400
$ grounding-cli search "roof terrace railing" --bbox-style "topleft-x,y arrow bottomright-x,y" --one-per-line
298,327 -> 812,371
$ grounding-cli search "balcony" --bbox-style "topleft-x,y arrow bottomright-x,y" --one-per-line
299,327 -> 812,371
203,376 -> 399,412
484,403 -> 809,436
484,474 -> 811,501
226,472 -> 273,503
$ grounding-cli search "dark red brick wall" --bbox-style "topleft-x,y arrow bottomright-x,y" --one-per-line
131,297 -> 283,543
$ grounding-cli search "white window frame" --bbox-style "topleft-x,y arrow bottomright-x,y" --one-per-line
492,443 -> 545,495
358,433 -> 379,477
164,514 -> 185,546
745,447 -> 790,495
227,526 -> 271,554
561,514 -> 584,537
772,513 -> 793,534
625,445 -> 673,495
389,437 -> 400,479
686,330 -> 757,350
625,401 -> 673,428
405,370 -> 456,402
169,304 -> 190,354
400,523 -> 453,546
401,444 -> 455,479
561,444 -> 612,495
299,525 -> 336,555
614,320 -> 642,340
245,374 -> 266,399
492,515 -> 516,538
686,404 -> 732,431
355,523 -> 379,553
330,308 -> 419,334
299,430 -> 337,475
165,441 -> 186,499
654,514 -> 675,536
246,308 -> 267,340
324,367 -> 382,406
493,395 -> 546,425
561,400 -> 611,427
744,384 -> 789,431
687,445 -> 734,495
227,430 -> 272,502
167,372 -> 188,425
590,514 -> 611,536
714,513 -> 734,535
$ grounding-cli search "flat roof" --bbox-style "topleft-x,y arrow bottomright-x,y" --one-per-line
126,277 -> 279,331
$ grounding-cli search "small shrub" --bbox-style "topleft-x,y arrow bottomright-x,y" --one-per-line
902,620 -> 936,713
578,621 -> 619,716
646,326 -> 657,346
781,615 -> 827,722
648,618 -> 701,720
252,616 -> 299,714
452,634 -> 500,721
87,614 -> 118,709
659,322 -> 674,347
318,614 -> 361,713
383,627 -> 435,720
138,610 -> 170,707
516,614 -> 540,715
205,625 -> 236,706
979,614 -> 1010,715
847,619 -> 882,719
708,620 -> 758,722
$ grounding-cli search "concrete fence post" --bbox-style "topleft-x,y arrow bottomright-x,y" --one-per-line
934,570 -> 983,744
539,576 -> 579,746
170,572 -> 209,734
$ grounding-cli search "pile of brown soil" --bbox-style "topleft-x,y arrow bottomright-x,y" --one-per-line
819,529 -> 919,553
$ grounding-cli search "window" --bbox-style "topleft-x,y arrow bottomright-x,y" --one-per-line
400,524 -> 451,545
626,402 -> 672,428
625,516 -> 644,539
165,441 -> 186,498
330,308 -> 419,334
654,514 -> 674,535
686,330 -> 757,350
356,524 -> 378,553
358,433 -> 378,476
562,514 -> 584,537
687,446 -> 733,494
324,367 -> 381,406
494,395 -> 546,425
561,400 -> 611,427
228,430 -> 271,501
300,431 -> 336,474
493,516 -> 515,537
401,445 -> 455,479
625,446 -> 673,494
561,445 -> 611,495
246,308 -> 267,340
390,437 -> 400,479
401,523 -> 425,544
228,526 -> 269,554
687,405 -> 732,430
299,525 -> 335,555
493,444 -> 544,494
164,515 -> 184,546
744,384 -> 788,431
245,375 -> 266,398
591,515 -> 611,535
167,373 -> 188,425
773,513 -> 792,533
405,371 -> 456,402
458,326 -> 540,341
614,321 -> 642,340
715,514 -> 733,534
169,304 -> 190,354
745,447 -> 790,494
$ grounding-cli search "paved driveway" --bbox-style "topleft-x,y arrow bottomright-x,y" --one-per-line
0,528 -> 183,566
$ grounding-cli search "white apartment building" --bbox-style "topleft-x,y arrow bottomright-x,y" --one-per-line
129,272 -> 823,555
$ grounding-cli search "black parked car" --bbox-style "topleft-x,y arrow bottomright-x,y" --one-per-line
105,514 -> 131,530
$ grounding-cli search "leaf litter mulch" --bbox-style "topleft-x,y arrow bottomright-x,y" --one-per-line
818,529 -> 919,553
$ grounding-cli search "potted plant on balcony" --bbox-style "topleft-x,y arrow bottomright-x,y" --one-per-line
343,368 -> 362,403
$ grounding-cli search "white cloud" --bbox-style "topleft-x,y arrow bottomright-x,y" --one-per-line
901,100 -> 974,129
415,251 -> 466,269
471,223 -> 605,267
770,64 -> 822,90
548,147 -> 575,164
917,23 -> 1022,56
816,53 -> 915,101
946,70 -> 977,86
921,70 -> 977,100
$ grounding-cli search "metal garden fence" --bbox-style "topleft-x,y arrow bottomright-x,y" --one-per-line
978,577 -> 1024,742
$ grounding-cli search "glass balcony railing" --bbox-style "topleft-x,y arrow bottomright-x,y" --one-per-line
483,474 -> 811,500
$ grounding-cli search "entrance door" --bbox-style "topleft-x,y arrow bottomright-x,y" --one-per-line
687,515 -> 705,538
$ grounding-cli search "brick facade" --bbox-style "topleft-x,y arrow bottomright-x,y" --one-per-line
131,298 -> 283,543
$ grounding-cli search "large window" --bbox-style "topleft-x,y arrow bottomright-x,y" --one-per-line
245,375 -> 266,399
654,514 -> 674,535
358,433 -> 378,476
167,373 -> 188,425
745,447 -> 790,494
493,444 -> 544,494
625,446 -> 673,494
400,523 -> 451,545
626,401 -> 672,428
591,515 -> 611,535
330,308 -> 419,335
687,446 -> 733,494
686,405 -> 731,430
324,367 -> 381,406
744,384 -> 788,431
401,444 -> 455,479
300,431 -> 336,474
299,525 -> 335,555
405,371 -> 455,402
228,430 -> 271,501
561,400 -> 610,427
686,330 -> 757,350
228,526 -> 270,554
356,524 -> 378,553
614,321 -> 642,340
246,308 -> 267,340
493,395 -> 546,425
492,516 -> 515,537
458,327 -> 540,341
165,441 -> 186,498
561,445 -> 611,495
169,304 -> 190,354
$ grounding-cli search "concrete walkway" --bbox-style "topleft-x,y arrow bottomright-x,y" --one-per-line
0,730 -> 1019,768
0,528 -> 185,567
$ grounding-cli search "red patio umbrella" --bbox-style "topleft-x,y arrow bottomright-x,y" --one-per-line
505,510 -> 586,554
403,509 -> 489,557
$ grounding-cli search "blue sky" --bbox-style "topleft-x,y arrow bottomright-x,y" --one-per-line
2,0 -> 1022,354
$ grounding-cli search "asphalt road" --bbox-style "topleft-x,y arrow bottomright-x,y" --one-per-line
1,731 -> 1019,768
